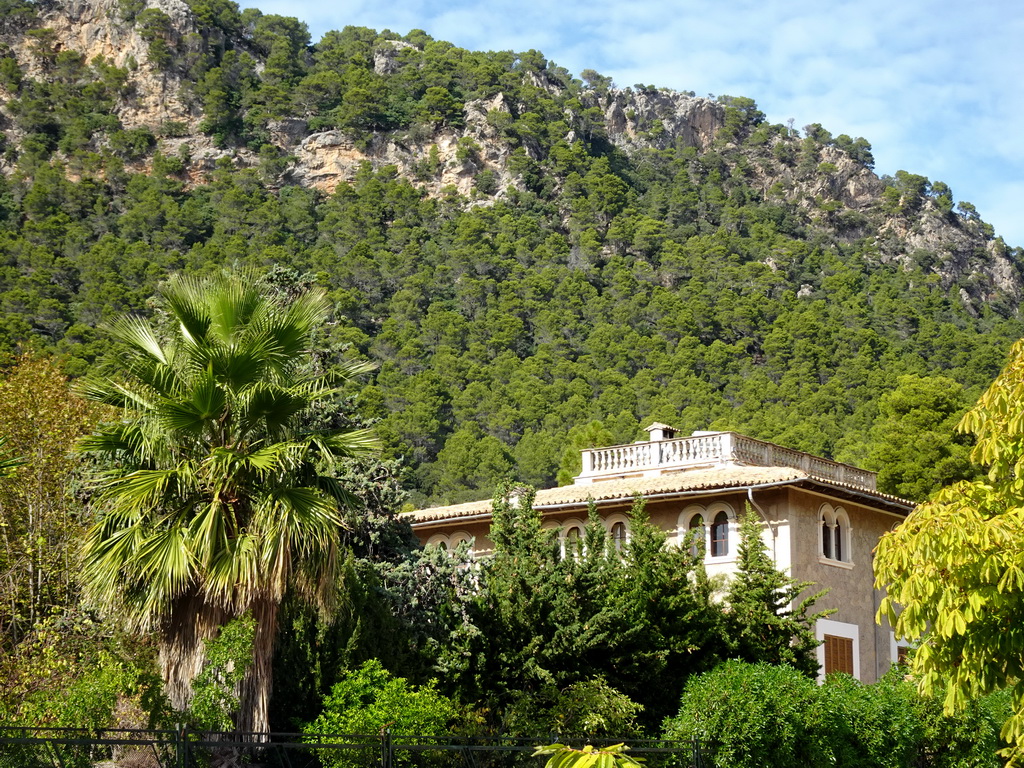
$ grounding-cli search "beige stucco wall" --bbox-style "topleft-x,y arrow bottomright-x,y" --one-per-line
782,488 -> 904,683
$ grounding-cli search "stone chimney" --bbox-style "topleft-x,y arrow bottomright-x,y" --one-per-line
645,422 -> 678,441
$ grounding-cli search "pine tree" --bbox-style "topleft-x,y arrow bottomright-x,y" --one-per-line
725,506 -> 830,676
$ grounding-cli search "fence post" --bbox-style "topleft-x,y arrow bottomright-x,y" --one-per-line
176,724 -> 187,768
380,728 -> 392,768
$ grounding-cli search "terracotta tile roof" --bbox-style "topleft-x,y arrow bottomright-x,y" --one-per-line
404,466 -> 913,525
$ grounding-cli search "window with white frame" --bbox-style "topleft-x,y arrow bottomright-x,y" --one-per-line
605,514 -> 630,554
677,503 -> 735,560
818,504 -> 852,565
710,510 -> 729,557
426,532 -> 474,557
889,632 -> 913,667
686,512 -> 705,558
560,519 -> 585,559
816,618 -> 860,680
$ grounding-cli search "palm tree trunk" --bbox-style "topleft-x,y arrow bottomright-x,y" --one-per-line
235,595 -> 278,736
159,592 -> 228,712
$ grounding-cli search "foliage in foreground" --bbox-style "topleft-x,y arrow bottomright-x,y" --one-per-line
534,742 -> 645,768
304,659 -> 460,768
0,607 -> 167,728
663,661 -> 1007,768
876,338 -> 1024,764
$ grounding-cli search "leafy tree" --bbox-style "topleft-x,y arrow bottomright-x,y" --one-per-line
75,270 -> 377,733
876,337 -> 1024,764
664,661 -> 825,768
725,508 -> 829,676
506,677 -> 643,736
866,374 -> 978,500
0,356 -> 105,653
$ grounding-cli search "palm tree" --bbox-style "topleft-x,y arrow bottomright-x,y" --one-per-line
76,271 -> 377,734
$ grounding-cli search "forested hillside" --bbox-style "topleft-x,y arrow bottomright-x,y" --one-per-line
0,0 -> 1021,505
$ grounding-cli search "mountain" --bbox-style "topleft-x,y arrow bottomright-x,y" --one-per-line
0,0 -> 1019,504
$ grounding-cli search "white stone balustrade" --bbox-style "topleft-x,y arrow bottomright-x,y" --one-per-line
575,431 -> 877,491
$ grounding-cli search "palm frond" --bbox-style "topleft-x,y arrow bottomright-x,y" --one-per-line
269,288 -> 331,357
106,315 -> 169,364
205,532 -> 262,607
243,441 -> 297,473
329,356 -> 378,382
0,436 -> 24,478
310,429 -> 381,457
134,522 -> 195,612
99,468 -> 179,509
161,274 -> 212,346
157,367 -> 225,436
206,274 -> 264,347
314,475 -> 364,512
209,334 -> 280,391
238,384 -> 307,441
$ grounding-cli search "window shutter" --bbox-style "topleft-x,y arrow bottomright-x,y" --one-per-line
824,634 -> 854,675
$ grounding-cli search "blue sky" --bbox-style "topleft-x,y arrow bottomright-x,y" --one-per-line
256,0 -> 1024,247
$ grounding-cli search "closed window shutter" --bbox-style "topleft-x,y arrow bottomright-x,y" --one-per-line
824,634 -> 854,675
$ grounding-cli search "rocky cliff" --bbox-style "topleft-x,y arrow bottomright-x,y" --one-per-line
0,0 -> 1019,311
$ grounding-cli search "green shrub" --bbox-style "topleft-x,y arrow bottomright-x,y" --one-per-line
663,662 -> 1007,768
504,678 -> 643,737
662,661 -> 828,768
305,660 -> 459,768
816,671 -> 923,768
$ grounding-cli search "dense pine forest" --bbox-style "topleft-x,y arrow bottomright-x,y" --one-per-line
0,0 -> 1020,506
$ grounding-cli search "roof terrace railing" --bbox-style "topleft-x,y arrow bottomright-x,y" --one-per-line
576,431 -> 877,491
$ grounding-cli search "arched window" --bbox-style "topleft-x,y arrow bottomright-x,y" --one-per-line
821,514 -> 833,559
609,519 -> 629,554
710,511 -> 729,557
563,524 -> 583,559
449,531 -> 475,557
819,505 -> 852,564
677,504 -> 733,560
688,513 -> 705,558
834,508 -> 851,563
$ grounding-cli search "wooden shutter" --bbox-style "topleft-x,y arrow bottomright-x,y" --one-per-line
824,634 -> 854,675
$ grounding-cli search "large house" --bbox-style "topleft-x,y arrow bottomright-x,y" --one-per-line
403,424 -> 914,684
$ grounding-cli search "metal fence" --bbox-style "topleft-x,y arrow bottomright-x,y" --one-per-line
0,727 -> 701,768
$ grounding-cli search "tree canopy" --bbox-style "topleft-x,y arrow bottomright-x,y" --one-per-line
876,338 -> 1024,764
